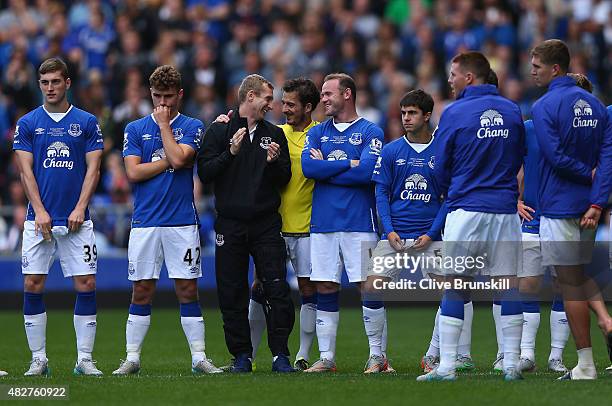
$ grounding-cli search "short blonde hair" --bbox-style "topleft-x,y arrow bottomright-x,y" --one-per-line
238,74 -> 273,103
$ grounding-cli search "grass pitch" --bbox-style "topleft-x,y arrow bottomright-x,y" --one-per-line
0,305 -> 610,405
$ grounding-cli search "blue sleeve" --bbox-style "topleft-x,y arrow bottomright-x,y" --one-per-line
590,112 -> 612,207
432,112 -> 454,195
373,149 -> 394,235
301,126 -> 351,180
122,123 -> 142,158
532,103 -> 592,184
426,201 -> 447,240
86,116 -> 104,152
180,120 -> 203,152
12,117 -> 32,152
328,125 -> 384,185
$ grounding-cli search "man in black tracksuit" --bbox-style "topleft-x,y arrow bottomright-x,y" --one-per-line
197,74 -> 295,372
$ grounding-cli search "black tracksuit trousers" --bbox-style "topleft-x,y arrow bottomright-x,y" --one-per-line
214,211 -> 294,357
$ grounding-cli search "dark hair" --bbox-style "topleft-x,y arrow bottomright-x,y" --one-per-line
38,57 -> 69,79
282,77 -> 320,110
451,51 -> 491,81
399,89 -> 434,114
531,39 -> 570,73
149,65 -> 182,91
567,73 -> 592,93
323,72 -> 357,102
486,69 -> 498,87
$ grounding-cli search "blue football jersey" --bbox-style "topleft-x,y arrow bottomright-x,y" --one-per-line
434,85 -> 525,214
12,105 -> 104,226
372,136 -> 445,240
123,114 -> 203,228
302,117 -> 384,233
522,119 -> 540,234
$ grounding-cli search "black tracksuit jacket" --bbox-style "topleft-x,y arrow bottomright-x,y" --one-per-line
197,113 -> 291,219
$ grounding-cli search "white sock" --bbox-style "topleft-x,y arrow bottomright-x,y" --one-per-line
248,299 -> 266,360
362,306 -> 385,357
457,302 -> 473,357
426,307 -> 441,357
381,318 -> 388,358
438,315 -> 462,375
24,313 -> 47,361
501,314 -> 523,371
493,303 -> 503,356
576,347 -> 596,370
74,314 -> 97,362
549,310 -> 569,360
520,312 -> 540,361
181,316 -> 206,364
296,303 -> 317,361
316,310 -> 339,361
126,314 -> 150,362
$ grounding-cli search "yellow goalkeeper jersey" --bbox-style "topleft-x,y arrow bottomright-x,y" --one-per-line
278,120 -> 318,235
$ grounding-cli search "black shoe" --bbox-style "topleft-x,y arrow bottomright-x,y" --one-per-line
229,353 -> 252,373
294,358 -> 310,371
272,354 -> 296,373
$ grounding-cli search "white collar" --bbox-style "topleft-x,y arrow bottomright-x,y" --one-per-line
42,105 -> 73,122
332,117 -> 362,132
404,134 -> 434,153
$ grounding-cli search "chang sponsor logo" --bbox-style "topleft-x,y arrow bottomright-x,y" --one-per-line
327,149 -> 348,161
400,173 -> 431,202
44,141 -> 73,169
572,99 -> 598,128
151,148 -> 166,162
477,109 -> 508,139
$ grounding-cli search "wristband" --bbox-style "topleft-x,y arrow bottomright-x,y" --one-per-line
590,204 -> 603,211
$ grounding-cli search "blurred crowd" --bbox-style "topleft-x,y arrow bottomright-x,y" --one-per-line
0,0 -> 610,253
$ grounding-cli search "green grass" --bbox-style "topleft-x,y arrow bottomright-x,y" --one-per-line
0,305 -> 611,405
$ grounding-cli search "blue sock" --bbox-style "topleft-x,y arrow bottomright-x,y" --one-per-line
129,303 -> 152,316
362,300 -> 384,309
302,293 -> 318,305
551,295 -> 564,312
501,288 -> 522,315
521,300 -> 540,313
317,292 -> 339,312
74,291 -> 97,316
440,289 -> 467,319
24,292 -> 45,315
179,301 -> 202,317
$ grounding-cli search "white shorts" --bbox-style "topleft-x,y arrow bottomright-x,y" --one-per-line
443,209 -> 522,277
127,225 -> 202,281
520,232 -> 556,277
284,235 -> 311,278
539,216 -> 595,266
367,239 -> 444,280
21,220 -> 97,277
310,232 -> 379,284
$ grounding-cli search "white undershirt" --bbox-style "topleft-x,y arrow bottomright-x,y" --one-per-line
249,124 -> 258,142
404,134 -> 434,153
43,105 -> 73,122
332,117 -> 362,132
